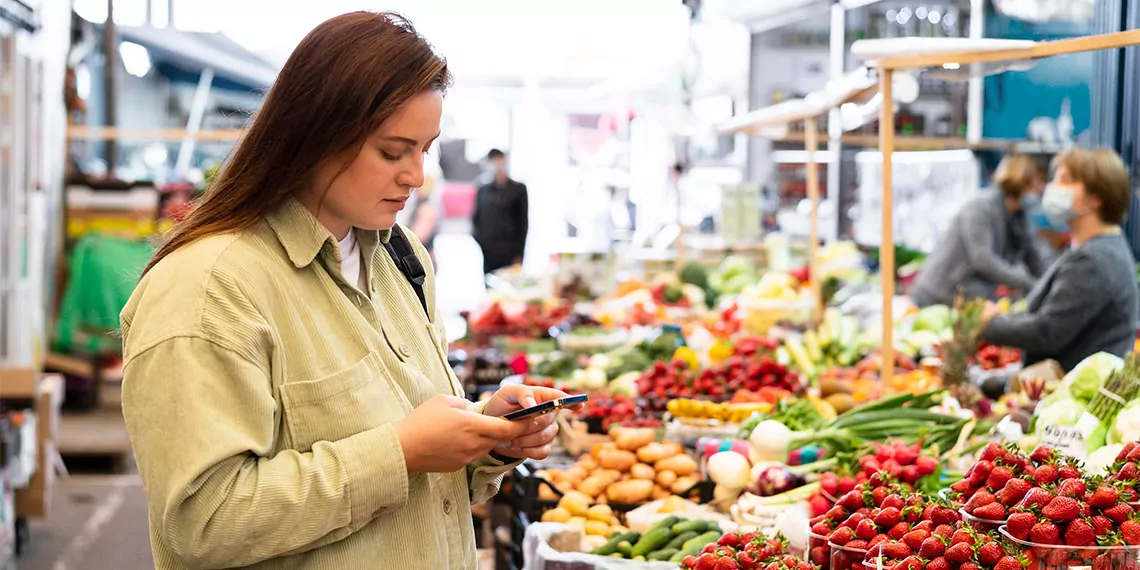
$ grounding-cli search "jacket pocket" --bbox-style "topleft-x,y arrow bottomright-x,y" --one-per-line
280,352 -> 407,451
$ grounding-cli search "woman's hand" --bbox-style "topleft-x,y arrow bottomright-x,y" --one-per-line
483,385 -> 579,461
395,395 -> 530,473
982,301 -> 1002,324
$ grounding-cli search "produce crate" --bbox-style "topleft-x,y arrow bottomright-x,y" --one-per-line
998,527 -> 1140,570
557,417 -> 611,456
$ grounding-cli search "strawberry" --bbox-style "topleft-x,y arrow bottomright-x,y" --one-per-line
944,542 -> 974,563
997,478 -> 1032,505
1006,511 -> 1036,540
1016,486 -> 1055,510
968,460 -> 995,486
973,502 -> 1007,520
979,442 -> 1004,462
1122,519 -> 1140,545
1128,445 -> 1140,462
959,563 -> 981,570
893,556 -> 924,570
901,465 -> 921,485
912,520 -> 935,533
1088,485 -> 1119,508
826,506 -> 850,522
714,557 -> 739,570
881,494 -> 905,511
1105,502 -> 1135,523
882,541 -> 912,559
1117,461 -> 1140,482
949,479 -> 972,494
735,551 -> 757,569
1118,442 -> 1138,463
1030,445 -> 1056,464
1091,515 -> 1114,536
951,528 -> 976,545
718,533 -> 741,547
846,539 -> 870,550
837,490 -> 865,510
1030,521 -> 1060,544
926,557 -> 951,570
985,466 -> 1014,491
1059,464 -> 1082,480
829,526 -> 855,545
933,524 -> 955,539
868,534 -> 888,548
809,546 -> 827,565
1065,518 -> 1096,546
874,507 -> 902,529
1057,478 -> 1088,500
843,512 -> 866,529
931,505 -> 960,526
918,536 -> 946,558
965,490 -> 998,512
694,553 -> 718,570
856,519 -> 878,540
682,555 -> 698,568
871,486 -> 891,507
1033,464 -> 1060,485
977,541 -> 1006,567
888,522 -> 910,541
838,475 -> 856,494
1041,496 -> 1081,522
915,455 -> 938,476
902,529 -> 930,551
994,555 -> 1023,570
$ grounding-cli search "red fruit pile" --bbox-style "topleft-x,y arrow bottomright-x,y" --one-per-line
951,443 -> 1082,523
808,474 -> 961,570
1106,441 -> 1140,502
679,531 -> 813,570
856,441 -> 943,487
583,392 -> 641,431
975,343 -> 1021,371
637,346 -> 799,412
864,528 -> 1029,570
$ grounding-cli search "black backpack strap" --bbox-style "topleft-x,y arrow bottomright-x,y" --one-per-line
383,225 -> 430,319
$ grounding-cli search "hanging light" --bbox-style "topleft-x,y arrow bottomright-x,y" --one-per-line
119,41 -> 152,78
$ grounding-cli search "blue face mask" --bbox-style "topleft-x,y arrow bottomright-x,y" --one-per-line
1042,183 -> 1078,229
1020,193 -> 1041,211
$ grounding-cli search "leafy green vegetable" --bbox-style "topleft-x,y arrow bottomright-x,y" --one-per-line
1064,352 -> 1124,402
912,305 -> 953,335
1036,398 -> 1087,428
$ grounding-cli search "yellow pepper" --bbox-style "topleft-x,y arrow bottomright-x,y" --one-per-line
708,342 -> 734,363
673,346 -> 699,370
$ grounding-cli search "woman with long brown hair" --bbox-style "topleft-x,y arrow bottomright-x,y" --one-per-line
119,12 -> 567,569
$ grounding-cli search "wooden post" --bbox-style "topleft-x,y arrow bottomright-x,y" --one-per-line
103,0 -> 118,173
804,116 -> 823,320
879,69 -> 896,386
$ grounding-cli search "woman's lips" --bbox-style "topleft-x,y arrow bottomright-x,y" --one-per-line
384,197 -> 409,209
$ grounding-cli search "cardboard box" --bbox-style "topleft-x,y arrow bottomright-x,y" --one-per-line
14,375 -> 63,518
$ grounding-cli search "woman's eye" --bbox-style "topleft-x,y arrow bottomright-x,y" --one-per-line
381,150 -> 401,161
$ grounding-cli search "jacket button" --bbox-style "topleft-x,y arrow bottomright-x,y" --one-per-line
399,345 -> 412,357
442,498 -> 453,515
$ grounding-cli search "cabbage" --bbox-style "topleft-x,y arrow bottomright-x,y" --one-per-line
913,305 -> 953,334
1063,352 -> 1124,402
1110,399 -> 1140,445
1036,398 -> 1087,428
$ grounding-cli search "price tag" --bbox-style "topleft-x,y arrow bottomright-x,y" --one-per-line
1039,413 -> 1100,460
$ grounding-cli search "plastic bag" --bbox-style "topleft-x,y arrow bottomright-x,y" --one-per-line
524,523 -> 681,570
623,498 -> 737,533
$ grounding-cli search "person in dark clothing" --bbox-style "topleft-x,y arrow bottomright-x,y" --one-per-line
981,148 -> 1139,372
472,149 -> 529,276
910,154 -> 1047,307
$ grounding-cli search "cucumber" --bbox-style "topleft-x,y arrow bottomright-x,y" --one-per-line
630,527 -> 673,558
648,548 -> 680,561
665,530 -> 699,550
670,520 -> 710,536
648,515 -> 682,534
669,530 -> 723,562
632,555 -> 646,561
617,541 -> 633,557
592,531 -> 640,556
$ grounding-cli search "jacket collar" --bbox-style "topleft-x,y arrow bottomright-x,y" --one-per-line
266,196 -> 388,269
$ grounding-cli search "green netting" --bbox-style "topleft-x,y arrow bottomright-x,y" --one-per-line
53,234 -> 154,355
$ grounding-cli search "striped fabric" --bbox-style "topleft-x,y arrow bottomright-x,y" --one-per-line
120,197 -> 517,570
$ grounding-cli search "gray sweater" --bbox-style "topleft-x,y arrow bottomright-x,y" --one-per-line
981,233 -> 1138,372
911,192 -> 1045,307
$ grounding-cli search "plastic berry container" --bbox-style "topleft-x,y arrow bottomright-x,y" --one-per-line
999,526 -> 1140,570
808,532 -> 831,570
959,507 -> 1007,532
829,541 -> 869,570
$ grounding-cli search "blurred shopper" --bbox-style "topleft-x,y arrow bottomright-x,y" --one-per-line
981,148 -> 1139,372
472,148 -> 529,277
118,12 -> 569,570
399,149 -> 443,262
911,154 -> 1047,307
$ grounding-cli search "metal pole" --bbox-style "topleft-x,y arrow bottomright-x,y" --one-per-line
805,117 -> 823,321
966,0 -> 986,144
879,70 -> 896,387
175,67 -> 215,178
827,1 -> 846,242
103,0 -> 118,174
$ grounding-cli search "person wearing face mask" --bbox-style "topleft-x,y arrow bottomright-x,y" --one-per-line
910,154 -> 1048,307
980,148 -> 1139,372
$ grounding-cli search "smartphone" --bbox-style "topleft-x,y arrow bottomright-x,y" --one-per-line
502,394 -> 589,421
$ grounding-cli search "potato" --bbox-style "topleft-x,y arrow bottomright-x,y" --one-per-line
584,520 -> 611,537
567,516 -> 588,531
630,463 -> 656,481
538,485 -> 559,501
586,504 -> 613,522
559,490 -> 593,516
578,455 -> 599,471
656,469 -> 678,488
655,454 -> 699,476
597,449 -> 637,472
577,475 -> 610,499
651,485 -> 671,500
565,465 -> 589,484
614,428 -> 656,451
601,469 -> 623,483
595,494 -> 608,505
541,506 -> 572,523
591,442 -> 616,456
605,479 -> 655,504
636,442 -> 676,464
671,474 -> 701,495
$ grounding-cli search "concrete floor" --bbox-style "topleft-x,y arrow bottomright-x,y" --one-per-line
16,225 -> 494,570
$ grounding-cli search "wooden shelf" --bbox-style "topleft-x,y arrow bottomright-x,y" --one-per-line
67,126 -> 244,142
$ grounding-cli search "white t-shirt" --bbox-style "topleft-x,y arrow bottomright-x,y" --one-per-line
338,230 -> 365,292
